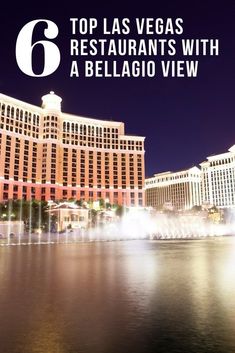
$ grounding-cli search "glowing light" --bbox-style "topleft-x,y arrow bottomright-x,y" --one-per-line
0,205 -> 235,246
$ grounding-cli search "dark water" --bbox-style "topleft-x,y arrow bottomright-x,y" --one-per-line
0,238 -> 235,353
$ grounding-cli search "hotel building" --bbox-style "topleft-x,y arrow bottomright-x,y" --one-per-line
145,166 -> 201,210
0,92 -> 145,206
200,145 -> 235,208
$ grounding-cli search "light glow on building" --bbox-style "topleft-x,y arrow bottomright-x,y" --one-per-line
145,166 -> 201,210
200,145 -> 235,208
0,92 -> 145,206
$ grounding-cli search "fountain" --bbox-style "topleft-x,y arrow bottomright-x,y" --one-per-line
28,198 -> 32,245
0,201 -> 235,247
37,201 -> 42,244
18,199 -> 23,245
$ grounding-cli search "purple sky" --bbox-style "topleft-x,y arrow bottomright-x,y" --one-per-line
0,0 -> 234,176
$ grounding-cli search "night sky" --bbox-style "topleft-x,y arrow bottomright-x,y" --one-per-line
0,0 -> 234,177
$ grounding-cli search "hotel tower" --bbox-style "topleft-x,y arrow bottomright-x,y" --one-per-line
145,166 -> 202,210
0,92 -> 145,206
200,145 -> 235,208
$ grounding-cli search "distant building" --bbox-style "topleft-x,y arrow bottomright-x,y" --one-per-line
200,145 -> 235,208
97,209 -> 117,225
0,92 -> 145,206
145,166 -> 201,210
47,202 -> 89,232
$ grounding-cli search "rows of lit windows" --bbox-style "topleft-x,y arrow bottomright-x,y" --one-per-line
80,150 -> 85,188
14,138 -> 20,181
1,136 -> 37,183
63,148 -> 69,186
72,149 -> 77,187
60,149 -> 143,190
51,144 -> 57,185
63,122 -> 109,135
2,185 -> 37,201
0,115 -> 40,138
210,158 -> 233,167
0,103 -> 40,124
0,102 -> 40,138
113,153 -> 118,190
1,182 -> 143,205
105,152 -> 109,188
0,98 -> 145,205
146,172 -> 201,187
146,181 -> 200,209
121,153 -> 126,188
0,104 -> 143,151
61,121 -> 143,151
120,140 -> 143,151
42,144 -> 48,184
97,152 -> 102,188
12,139 -> 36,183
43,115 -> 58,140
202,161 -> 235,205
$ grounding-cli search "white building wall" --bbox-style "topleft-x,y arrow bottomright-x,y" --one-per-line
145,167 -> 202,210
200,145 -> 235,208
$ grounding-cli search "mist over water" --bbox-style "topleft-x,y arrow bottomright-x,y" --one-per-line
1,208 -> 235,246
88,209 -> 235,240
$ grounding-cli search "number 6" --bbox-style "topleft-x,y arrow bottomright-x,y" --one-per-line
16,19 -> 60,77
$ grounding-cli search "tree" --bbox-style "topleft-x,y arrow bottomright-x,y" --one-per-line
90,209 -> 97,226
115,205 -> 125,217
208,205 -> 219,213
75,199 -> 83,207
191,205 -> 202,212
99,198 -> 105,209
105,202 -> 111,210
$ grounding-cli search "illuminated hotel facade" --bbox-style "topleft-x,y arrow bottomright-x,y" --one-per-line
0,92 -> 145,206
145,166 -> 202,210
200,145 -> 235,208
146,145 -> 235,211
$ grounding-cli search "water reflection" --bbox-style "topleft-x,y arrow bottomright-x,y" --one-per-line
0,239 -> 235,353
